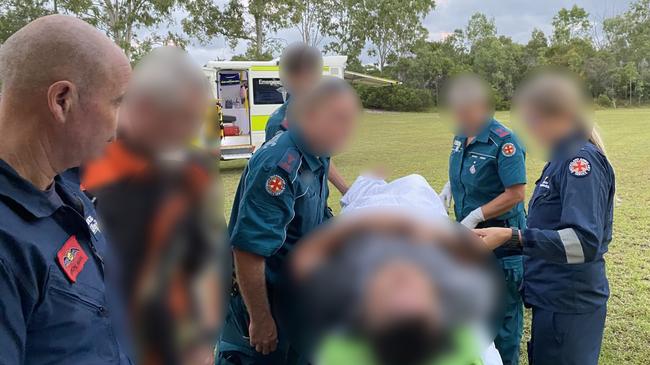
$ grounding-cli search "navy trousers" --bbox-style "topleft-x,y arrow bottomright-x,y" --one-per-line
528,305 -> 606,365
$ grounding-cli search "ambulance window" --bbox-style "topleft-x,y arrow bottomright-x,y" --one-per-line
252,78 -> 285,105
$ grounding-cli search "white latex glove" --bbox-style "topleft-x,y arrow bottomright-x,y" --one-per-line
439,181 -> 453,210
460,207 -> 485,229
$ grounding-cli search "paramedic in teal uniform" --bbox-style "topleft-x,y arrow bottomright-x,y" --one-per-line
265,42 -> 349,196
217,78 -> 361,365
439,74 -> 527,365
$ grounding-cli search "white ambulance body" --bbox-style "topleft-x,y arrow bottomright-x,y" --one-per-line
203,56 -> 347,160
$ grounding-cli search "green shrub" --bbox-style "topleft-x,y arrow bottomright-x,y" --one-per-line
596,94 -> 613,108
354,84 -> 433,112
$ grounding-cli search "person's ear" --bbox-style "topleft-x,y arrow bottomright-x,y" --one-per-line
47,81 -> 77,124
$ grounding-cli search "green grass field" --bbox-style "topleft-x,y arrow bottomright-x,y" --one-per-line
220,108 -> 650,364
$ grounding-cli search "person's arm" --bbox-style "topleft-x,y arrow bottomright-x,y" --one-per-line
520,155 -> 611,264
480,184 -> 526,219
233,249 -> 277,355
328,161 -> 348,195
476,153 -> 612,264
229,165 -> 295,353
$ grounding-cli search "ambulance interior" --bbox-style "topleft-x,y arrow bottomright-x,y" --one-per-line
217,70 -> 251,147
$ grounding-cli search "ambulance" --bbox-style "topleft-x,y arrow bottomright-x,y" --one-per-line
202,56 -> 348,160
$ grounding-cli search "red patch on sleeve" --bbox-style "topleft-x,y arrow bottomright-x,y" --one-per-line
56,236 -> 88,283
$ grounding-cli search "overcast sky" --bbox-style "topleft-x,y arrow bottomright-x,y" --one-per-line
185,0 -> 634,65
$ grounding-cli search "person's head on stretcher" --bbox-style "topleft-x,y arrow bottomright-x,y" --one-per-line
288,77 -> 361,156
291,213 -> 500,365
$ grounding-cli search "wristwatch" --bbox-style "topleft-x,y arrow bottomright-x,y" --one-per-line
502,228 -> 523,250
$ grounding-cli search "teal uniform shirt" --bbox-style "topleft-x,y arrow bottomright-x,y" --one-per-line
220,127 -> 330,358
449,118 -> 526,224
265,97 -> 290,142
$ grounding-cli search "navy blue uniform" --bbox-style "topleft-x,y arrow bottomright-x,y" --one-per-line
218,128 -> 330,364
0,160 -> 131,365
523,133 -> 615,365
448,118 -> 526,365
265,97 -> 290,142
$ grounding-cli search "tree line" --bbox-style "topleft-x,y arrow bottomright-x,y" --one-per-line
2,0 -> 650,109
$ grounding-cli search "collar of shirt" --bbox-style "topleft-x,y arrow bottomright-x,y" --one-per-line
551,129 -> 589,160
457,118 -> 494,145
288,126 -> 324,171
0,159 -> 67,218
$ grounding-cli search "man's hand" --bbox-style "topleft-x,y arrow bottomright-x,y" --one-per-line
249,314 -> 278,355
460,207 -> 484,229
473,227 -> 512,250
439,181 -> 453,210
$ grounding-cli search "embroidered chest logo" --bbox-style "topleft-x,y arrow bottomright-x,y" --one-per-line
469,164 -> 477,174
86,216 -> 100,235
501,143 -> 516,157
569,157 -> 591,177
266,175 -> 286,196
56,236 -> 89,282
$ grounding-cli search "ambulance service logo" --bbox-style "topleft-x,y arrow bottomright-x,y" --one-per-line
568,157 -> 591,177
266,175 -> 286,196
56,236 -> 88,283
502,143 -> 516,157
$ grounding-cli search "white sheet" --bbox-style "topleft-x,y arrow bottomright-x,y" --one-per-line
340,174 -> 448,221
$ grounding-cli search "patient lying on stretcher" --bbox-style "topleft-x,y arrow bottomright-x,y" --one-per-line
296,174 -> 502,365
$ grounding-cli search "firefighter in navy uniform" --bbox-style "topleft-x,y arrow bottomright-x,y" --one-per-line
476,71 -> 615,365
0,15 -> 133,364
218,78 -> 361,365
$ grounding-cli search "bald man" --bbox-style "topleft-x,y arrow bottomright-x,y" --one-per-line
0,15 -> 132,364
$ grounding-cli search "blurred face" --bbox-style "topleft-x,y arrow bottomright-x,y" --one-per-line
363,260 -> 440,330
69,57 -> 131,163
285,68 -> 322,95
302,92 -> 360,155
129,85 -> 209,153
520,107 -> 575,149
451,101 -> 490,136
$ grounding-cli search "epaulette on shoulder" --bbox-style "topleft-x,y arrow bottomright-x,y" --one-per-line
491,125 -> 511,138
277,147 -> 301,174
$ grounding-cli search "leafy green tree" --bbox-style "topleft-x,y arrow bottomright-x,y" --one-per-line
184,0 -> 293,60
365,0 -> 435,71
552,5 -> 592,45
0,0 -> 183,58
0,0 -> 52,42
287,0 -> 334,47
322,0 -> 368,70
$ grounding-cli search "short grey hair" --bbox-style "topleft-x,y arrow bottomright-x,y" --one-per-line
279,42 -> 323,83
129,46 -> 209,107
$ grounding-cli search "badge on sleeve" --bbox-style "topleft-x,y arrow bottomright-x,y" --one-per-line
568,157 -> 591,177
57,236 -> 88,283
501,143 -> 516,157
266,175 -> 286,196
